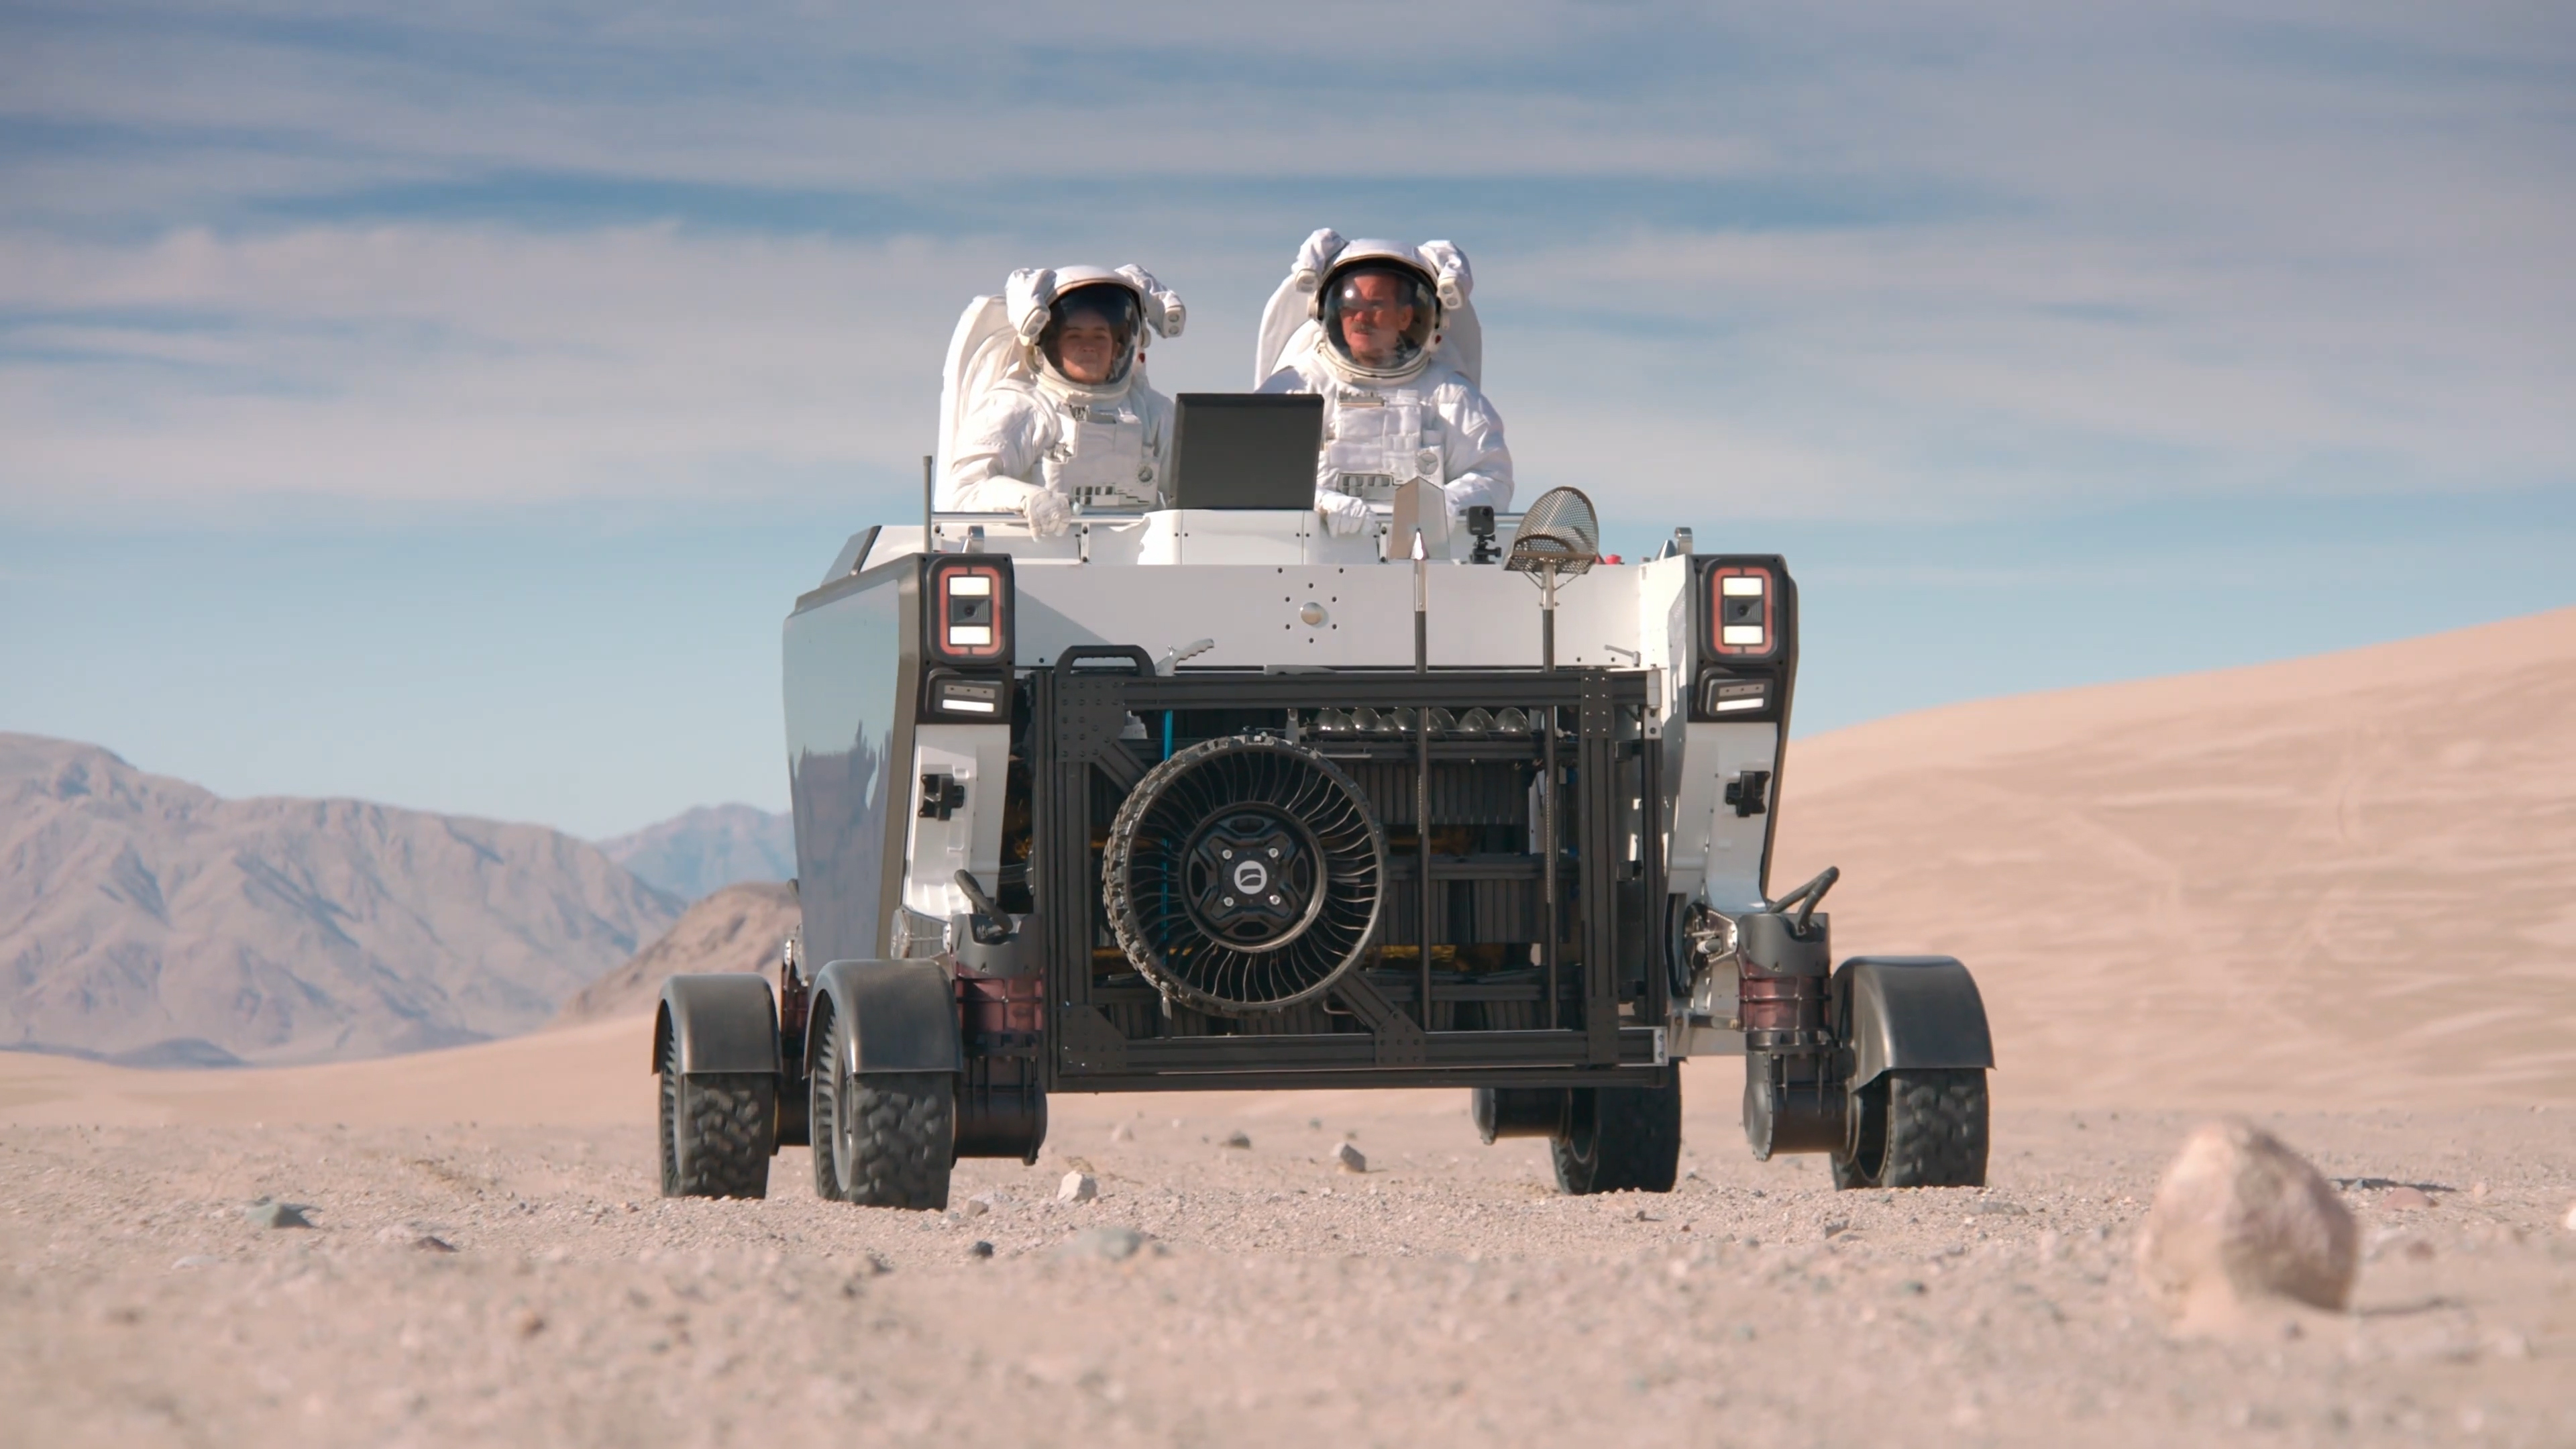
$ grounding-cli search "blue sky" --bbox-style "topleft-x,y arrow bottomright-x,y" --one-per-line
3,2 -> 2570,838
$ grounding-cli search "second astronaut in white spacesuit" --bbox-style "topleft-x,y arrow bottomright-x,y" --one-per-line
1254,233 -> 1512,537
939,265 -> 1183,537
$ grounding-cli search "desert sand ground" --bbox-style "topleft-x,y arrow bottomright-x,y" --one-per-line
3,1024 -> 2571,1448
5,610 -> 2572,1446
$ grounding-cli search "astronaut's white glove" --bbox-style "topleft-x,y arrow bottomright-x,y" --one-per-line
1419,240 -> 1473,311
1290,228 -> 1346,292
1020,489 -> 1073,538
1316,490 -> 1373,538
1118,265 -> 1185,338
1005,268 -> 1057,344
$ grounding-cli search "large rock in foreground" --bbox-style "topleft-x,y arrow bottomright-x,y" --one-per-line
553,881 -> 798,1024
2137,1118 -> 2358,1322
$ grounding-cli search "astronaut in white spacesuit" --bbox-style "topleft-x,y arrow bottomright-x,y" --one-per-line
1254,232 -> 1511,537
938,265 -> 1184,537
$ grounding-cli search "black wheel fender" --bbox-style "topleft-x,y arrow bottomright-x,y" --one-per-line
802,959 -> 961,1081
1833,956 -> 1994,1089
654,974 -> 781,1077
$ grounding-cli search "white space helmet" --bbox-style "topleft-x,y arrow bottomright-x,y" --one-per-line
1310,239 -> 1442,383
1035,268 -> 1144,390
1006,264 -> 1187,396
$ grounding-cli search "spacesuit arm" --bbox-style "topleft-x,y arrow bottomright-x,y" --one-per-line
939,387 -> 1055,513
1436,383 -> 1513,515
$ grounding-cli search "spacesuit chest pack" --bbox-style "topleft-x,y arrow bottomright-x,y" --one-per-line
1042,397 -> 1164,510
1322,388 -> 1444,502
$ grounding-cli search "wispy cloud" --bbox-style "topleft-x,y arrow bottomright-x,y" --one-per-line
3,1 -> 2569,522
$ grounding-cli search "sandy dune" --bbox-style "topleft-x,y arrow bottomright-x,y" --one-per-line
1776,604 -> 2576,1109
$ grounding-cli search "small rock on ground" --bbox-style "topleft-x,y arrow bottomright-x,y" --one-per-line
244,1199 -> 313,1230
1057,1171 -> 1097,1203
1053,1226 -> 1150,1262
1335,1142 -> 1366,1174
2381,1185 -> 2434,1210
1221,1130 -> 1252,1149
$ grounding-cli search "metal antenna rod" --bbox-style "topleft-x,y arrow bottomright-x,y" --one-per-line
921,454 -> 934,553
1411,527 -> 1432,1024
1411,530 -> 1429,674
1541,564 -> 1560,1028
1540,565 -> 1558,673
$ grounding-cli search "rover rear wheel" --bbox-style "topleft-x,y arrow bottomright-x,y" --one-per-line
1833,1068 -> 1987,1189
1551,1073 -> 1682,1195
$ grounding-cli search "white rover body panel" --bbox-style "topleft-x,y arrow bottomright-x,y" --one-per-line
835,503 -> 1786,1062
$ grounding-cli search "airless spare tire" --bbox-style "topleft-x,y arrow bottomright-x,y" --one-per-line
1103,733 -> 1386,1016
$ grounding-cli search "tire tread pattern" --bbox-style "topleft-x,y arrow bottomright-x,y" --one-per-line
1552,1077 -> 1682,1195
659,1033 -> 773,1199
809,1013 -> 845,1202
1878,1068 -> 1988,1189
839,1070 -> 954,1211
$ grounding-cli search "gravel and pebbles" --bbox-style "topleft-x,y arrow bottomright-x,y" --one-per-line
2,1099 -> 2569,1447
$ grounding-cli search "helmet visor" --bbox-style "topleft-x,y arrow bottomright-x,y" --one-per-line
1322,264 -> 1437,374
1039,283 -> 1142,387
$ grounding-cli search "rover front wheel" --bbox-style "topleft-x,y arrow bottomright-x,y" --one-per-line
1833,1068 -> 1987,1189
1551,1073 -> 1682,1195
808,1009 -> 846,1201
657,1030 -> 774,1199
826,1004 -> 955,1210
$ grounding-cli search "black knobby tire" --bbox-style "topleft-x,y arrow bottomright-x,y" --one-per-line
1833,1067 -> 1987,1189
657,1030 -> 773,1199
1551,1073 -> 1682,1195
808,1008 -> 845,1202
824,1009 -> 954,1210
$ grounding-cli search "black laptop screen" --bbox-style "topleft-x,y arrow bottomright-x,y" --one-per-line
1166,393 -> 1325,511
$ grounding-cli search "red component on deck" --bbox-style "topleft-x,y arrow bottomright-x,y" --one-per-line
1737,971 -> 1825,1034
956,973 -> 1044,1051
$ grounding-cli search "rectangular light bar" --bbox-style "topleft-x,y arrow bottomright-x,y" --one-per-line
931,676 -> 1002,715
1709,565 -> 1774,656
1706,679 -> 1770,714
928,557 -> 1010,664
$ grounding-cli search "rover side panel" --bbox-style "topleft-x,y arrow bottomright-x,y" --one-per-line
901,723 -> 1012,922
1667,558 -> 1800,912
784,562 -> 918,967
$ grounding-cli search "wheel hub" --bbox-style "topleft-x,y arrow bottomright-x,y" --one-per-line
1181,807 -> 1325,948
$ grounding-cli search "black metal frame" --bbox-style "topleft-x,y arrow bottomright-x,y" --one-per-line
1030,661 -> 1670,1093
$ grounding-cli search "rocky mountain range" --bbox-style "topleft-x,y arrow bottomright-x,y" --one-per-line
0,734 -> 683,1066
597,804 -> 794,901
553,881 -> 799,1024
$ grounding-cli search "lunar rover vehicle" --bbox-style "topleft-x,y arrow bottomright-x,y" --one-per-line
655,410 -> 1994,1207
